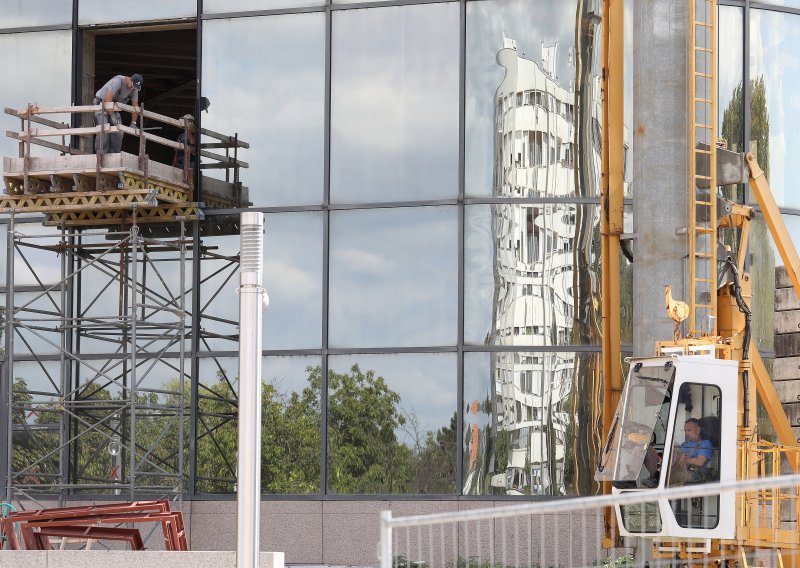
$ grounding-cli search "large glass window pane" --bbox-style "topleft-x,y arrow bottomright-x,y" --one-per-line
328,206 -> 458,348
199,212 -> 323,351
749,9 -> 800,208
0,0 -> 72,28
204,0 -> 324,13
79,0 -> 196,24
466,2 -> 602,198
719,6 -> 744,152
203,14 -> 325,207
330,4 -> 459,203
463,351 -> 602,496
464,203 -> 601,347
327,353 -> 457,494
0,31 -> 71,160
718,6 -> 744,204
195,355 -> 321,494
262,355 -> 321,494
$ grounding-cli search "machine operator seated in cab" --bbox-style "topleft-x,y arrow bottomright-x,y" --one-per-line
669,417 -> 719,485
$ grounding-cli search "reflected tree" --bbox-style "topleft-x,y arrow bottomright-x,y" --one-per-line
11,378 -> 60,485
195,364 -> 454,495
10,360 -> 456,495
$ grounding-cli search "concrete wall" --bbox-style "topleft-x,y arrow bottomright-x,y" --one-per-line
2,499 -> 613,566
632,0 -> 690,356
186,500 -> 608,566
0,551 -> 283,568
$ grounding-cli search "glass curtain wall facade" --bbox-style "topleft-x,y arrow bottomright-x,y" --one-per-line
3,0 -> 617,500
2,0 -> 797,500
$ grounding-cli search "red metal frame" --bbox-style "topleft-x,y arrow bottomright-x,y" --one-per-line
1,500 -> 186,551
23,525 -> 145,551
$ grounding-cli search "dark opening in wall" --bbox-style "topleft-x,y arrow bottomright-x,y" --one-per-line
81,24 -> 197,165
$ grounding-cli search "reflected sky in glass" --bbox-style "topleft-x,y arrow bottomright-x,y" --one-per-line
10,360 -> 61,404
0,31 -> 71,160
463,351 -> 601,496
0,0 -> 72,28
464,204 -> 601,347
328,206 -> 458,348
79,0 -> 196,24
197,355 -> 238,397
204,0 -> 324,12
199,212 -> 323,351
263,354 -> 320,398
5,224 -> 64,356
718,6 -> 743,151
750,9 -> 800,208
330,3 -> 459,203
262,212 -> 323,349
68,229 -> 191,355
203,14 -> 325,207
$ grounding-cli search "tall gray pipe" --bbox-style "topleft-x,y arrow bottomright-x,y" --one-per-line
633,0 -> 690,356
237,212 -> 266,568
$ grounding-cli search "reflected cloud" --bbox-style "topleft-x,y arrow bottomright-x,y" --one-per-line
329,207 -> 457,349
79,0 -> 196,25
330,3 -> 459,203
0,31 -> 72,160
202,14 -> 325,207
0,0 -> 72,28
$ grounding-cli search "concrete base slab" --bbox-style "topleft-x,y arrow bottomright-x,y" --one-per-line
0,551 -> 284,568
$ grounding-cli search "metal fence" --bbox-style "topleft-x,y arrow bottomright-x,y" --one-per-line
379,474 -> 800,568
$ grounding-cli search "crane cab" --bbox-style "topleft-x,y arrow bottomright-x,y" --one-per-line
596,356 -> 738,540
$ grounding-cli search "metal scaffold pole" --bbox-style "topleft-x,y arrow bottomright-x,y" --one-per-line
2,214 -> 15,502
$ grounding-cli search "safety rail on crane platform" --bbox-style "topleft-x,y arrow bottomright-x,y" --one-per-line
379,473 -> 800,568
3,101 -> 249,196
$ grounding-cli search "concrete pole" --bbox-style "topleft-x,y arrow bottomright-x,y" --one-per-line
237,212 -> 266,568
633,0 -> 690,356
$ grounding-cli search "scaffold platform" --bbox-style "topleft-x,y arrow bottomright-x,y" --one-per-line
2,102 -> 249,230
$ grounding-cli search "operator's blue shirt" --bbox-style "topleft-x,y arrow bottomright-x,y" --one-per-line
679,439 -> 714,462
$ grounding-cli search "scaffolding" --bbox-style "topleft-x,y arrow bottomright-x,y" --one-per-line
0,101 -> 248,513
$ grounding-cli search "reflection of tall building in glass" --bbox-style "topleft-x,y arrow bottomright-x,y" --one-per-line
478,35 -> 602,496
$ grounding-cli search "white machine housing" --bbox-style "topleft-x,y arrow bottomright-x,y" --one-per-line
603,356 -> 738,541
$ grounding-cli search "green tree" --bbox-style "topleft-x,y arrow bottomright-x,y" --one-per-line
326,364 -> 412,494
10,377 -> 63,486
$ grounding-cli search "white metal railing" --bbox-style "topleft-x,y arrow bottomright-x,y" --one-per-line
379,473 -> 800,568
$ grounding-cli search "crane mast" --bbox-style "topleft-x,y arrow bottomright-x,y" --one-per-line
599,0 -> 800,564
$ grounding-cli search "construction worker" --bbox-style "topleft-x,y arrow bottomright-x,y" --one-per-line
93,73 -> 143,154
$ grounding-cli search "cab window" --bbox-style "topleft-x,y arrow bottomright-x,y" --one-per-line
666,383 -> 721,529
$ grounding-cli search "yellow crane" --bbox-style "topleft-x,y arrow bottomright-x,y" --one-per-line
597,0 -> 800,565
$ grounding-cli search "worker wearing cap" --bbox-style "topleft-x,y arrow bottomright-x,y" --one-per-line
93,74 -> 143,154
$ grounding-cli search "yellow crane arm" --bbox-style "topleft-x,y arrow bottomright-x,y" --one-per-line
746,152 -> 800,299
743,152 -> 800,449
